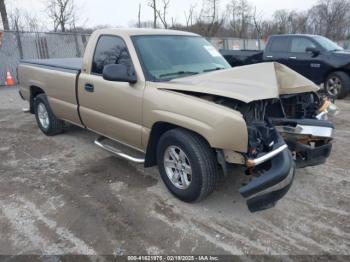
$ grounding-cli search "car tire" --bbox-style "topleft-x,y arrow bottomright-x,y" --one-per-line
34,94 -> 64,136
325,71 -> 350,99
156,128 -> 218,202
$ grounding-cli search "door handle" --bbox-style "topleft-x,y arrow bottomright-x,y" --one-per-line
85,83 -> 94,92
289,56 -> 297,59
266,55 -> 274,58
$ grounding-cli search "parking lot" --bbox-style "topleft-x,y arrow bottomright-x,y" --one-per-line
0,86 -> 349,256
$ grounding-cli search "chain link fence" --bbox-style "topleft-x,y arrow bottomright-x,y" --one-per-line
207,37 -> 266,51
1,30 -> 350,86
0,31 -> 90,86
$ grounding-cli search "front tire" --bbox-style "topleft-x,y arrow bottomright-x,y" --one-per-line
34,94 -> 64,136
157,128 -> 218,202
325,72 -> 350,99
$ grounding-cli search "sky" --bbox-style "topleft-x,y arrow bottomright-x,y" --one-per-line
5,0 -> 319,30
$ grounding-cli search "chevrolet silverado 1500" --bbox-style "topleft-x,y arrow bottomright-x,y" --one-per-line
221,34 -> 350,99
18,29 -> 336,212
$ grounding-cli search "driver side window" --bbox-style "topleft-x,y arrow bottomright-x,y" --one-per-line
92,35 -> 134,75
290,38 -> 316,53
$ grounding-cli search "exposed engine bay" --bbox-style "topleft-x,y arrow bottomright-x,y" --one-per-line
214,92 -> 335,168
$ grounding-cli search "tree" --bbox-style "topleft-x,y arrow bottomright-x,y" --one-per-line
9,8 -> 43,32
206,0 -> 219,36
9,8 -> 22,32
227,0 -> 239,35
226,0 -> 253,38
184,4 -> 196,28
197,0 -> 224,36
156,0 -> 170,29
273,10 -> 289,34
148,0 -> 158,28
252,7 -> 262,48
237,0 -> 252,38
47,0 -> 77,32
0,0 -> 9,30
138,3 -> 141,28
308,0 -> 350,39
148,0 -> 171,29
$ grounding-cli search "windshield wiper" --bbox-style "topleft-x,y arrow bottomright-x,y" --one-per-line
203,67 -> 225,73
159,71 -> 199,78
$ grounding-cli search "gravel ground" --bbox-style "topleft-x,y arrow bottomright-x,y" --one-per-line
0,86 -> 349,256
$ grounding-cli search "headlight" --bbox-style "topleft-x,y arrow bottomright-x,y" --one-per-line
316,99 -> 340,120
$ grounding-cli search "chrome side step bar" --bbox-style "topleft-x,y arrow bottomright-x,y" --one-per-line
94,136 -> 145,164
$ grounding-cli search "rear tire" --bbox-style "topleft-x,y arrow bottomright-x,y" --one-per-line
325,72 -> 350,99
156,128 -> 218,202
34,94 -> 64,136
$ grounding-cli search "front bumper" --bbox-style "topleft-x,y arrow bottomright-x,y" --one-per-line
238,118 -> 333,212
273,118 -> 334,168
240,141 -> 295,212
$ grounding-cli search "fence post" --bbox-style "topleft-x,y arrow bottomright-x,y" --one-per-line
73,32 -> 81,57
224,38 -> 228,49
15,30 -> 24,59
81,34 -> 87,48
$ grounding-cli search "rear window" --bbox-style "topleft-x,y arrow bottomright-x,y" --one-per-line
269,37 -> 290,52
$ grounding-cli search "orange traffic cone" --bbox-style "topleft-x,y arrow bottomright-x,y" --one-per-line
5,70 -> 15,87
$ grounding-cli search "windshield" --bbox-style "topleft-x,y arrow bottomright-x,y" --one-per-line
313,36 -> 343,51
132,35 -> 231,81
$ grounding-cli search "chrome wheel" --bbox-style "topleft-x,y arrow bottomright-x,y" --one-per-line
163,146 -> 192,190
37,102 -> 50,129
326,76 -> 342,97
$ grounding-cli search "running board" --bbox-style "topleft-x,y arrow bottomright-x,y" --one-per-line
94,136 -> 145,164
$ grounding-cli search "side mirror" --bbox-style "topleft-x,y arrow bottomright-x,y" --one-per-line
102,64 -> 137,83
306,47 -> 320,57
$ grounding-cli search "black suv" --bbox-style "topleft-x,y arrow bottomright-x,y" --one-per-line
221,34 -> 350,99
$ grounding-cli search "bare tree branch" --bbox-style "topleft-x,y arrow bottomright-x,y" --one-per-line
184,4 -> 196,28
47,0 -> 77,32
148,0 -> 158,28
156,0 -> 170,28
138,3 -> 141,28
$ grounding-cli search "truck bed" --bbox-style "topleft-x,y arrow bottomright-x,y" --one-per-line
18,58 -> 83,126
21,58 -> 83,72
220,50 -> 263,68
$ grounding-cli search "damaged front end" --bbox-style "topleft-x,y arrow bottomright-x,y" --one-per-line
160,62 -> 337,212
214,92 -> 336,212
271,93 -> 336,168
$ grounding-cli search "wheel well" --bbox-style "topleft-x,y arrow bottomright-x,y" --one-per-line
144,122 -> 178,168
323,69 -> 350,83
30,86 -> 45,113
144,122 -> 212,168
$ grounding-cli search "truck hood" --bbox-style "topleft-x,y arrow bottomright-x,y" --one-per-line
157,62 -> 319,103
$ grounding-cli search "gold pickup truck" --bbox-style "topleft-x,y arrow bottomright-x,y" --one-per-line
18,28 -> 336,212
